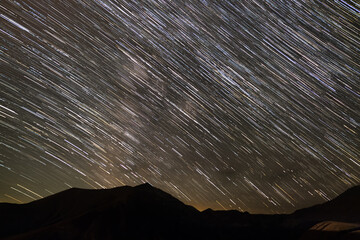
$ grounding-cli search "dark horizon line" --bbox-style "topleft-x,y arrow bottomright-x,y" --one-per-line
2,182 -> 359,215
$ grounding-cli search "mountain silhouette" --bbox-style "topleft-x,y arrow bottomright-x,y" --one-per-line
282,186 -> 360,239
0,184 -> 201,240
292,186 -> 360,221
284,186 -> 360,232
1,184 -> 359,240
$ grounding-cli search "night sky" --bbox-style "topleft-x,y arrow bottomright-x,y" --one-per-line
1,0 -> 359,214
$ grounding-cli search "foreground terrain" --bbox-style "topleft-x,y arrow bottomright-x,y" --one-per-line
1,184 -> 359,240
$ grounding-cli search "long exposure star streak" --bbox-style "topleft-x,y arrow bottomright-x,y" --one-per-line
0,0 -> 359,213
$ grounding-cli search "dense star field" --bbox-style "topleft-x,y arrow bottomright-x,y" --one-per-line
0,0 -> 359,214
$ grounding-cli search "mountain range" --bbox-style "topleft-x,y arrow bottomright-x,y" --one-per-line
1,184 -> 359,240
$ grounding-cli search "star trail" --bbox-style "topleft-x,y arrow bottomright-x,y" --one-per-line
0,0 -> 359,214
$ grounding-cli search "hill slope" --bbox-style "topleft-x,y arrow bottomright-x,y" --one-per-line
0,183 -> 201,240
1,184 -> 359,240
284,186 -> 360,231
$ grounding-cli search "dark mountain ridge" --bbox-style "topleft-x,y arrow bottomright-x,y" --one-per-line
1,184 -> 359,240
1,183 -> 200,240
292,186 -> 360,220
285,186 -> 360,230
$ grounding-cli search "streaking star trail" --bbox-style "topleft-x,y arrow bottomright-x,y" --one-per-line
0,0 -> 359,213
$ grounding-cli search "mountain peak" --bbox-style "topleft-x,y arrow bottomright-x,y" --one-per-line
136,182 -> 153,189
1,185 -> 359,240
